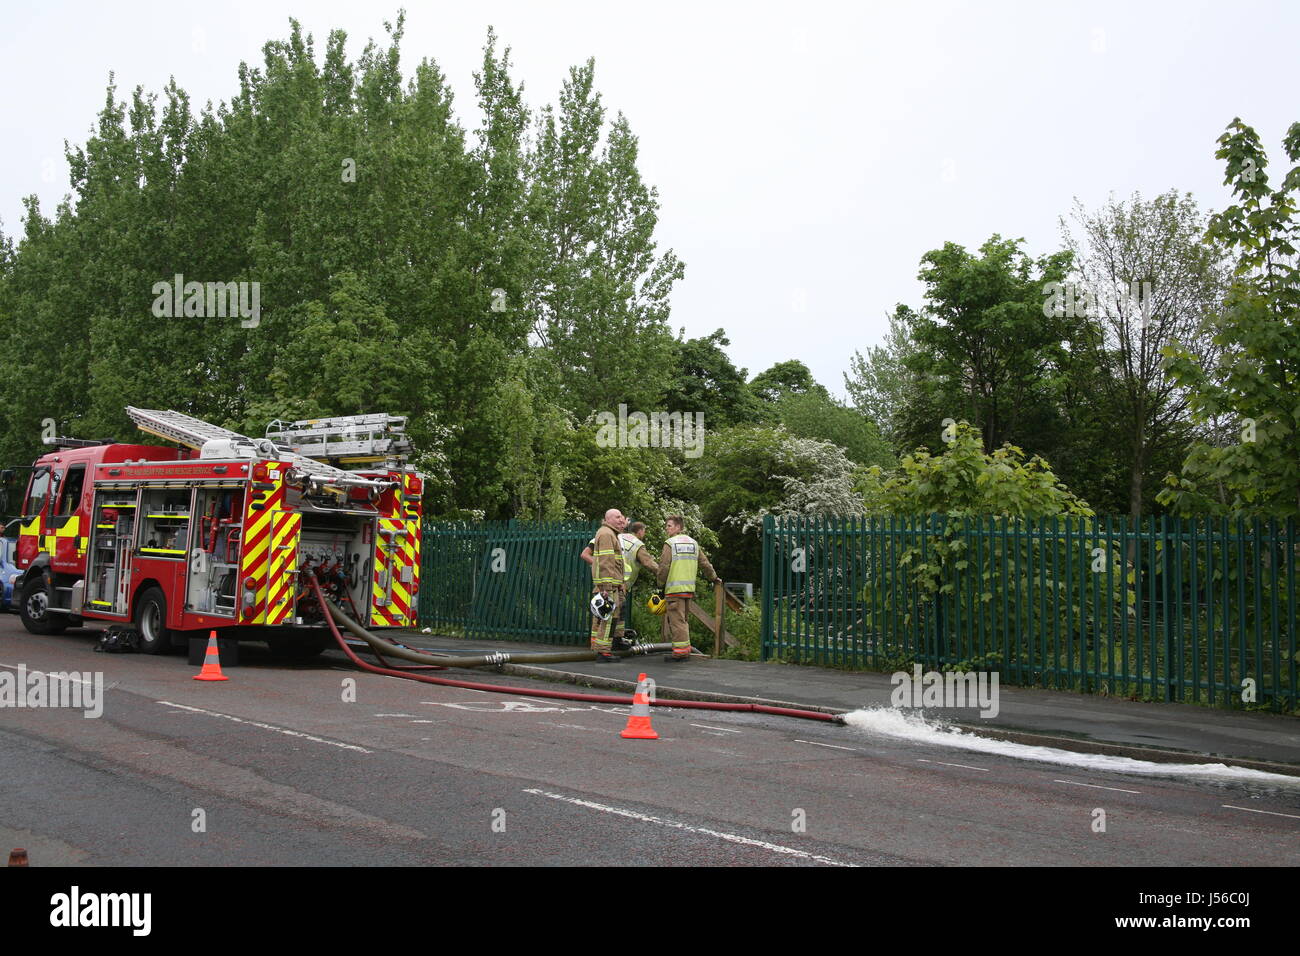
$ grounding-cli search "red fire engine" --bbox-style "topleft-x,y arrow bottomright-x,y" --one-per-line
14,408 -> 422,656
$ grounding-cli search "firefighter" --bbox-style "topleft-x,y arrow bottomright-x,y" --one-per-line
619,521 -> 659,641
655,514 -> 720,662
589,508 -> 627,662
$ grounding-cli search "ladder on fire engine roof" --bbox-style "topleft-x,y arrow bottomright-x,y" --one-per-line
263,413 -> 412,465
124,407 -> 394,492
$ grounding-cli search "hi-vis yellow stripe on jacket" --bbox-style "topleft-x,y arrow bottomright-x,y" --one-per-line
591,524 -> 622,588
620,533 -> 644,587
664,534 -> 700,595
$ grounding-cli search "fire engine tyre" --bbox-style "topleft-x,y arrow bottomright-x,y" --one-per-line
19,572 -> 68,635
132,587 -> 173,655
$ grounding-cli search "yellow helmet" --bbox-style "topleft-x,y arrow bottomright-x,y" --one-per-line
647,592 -> 667,615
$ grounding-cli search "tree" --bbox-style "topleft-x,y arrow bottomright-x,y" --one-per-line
662,329 -> 763,428
771,389 -> 894,467
691,424 -> 856,583
1060,192 -> 1229,522
901,235 -> 1076,455
1160,118 -> 1300,516
750,360 -> 820,403
0,19 -> 687,524
524,60 -> 681,417
845,306 -> 933,447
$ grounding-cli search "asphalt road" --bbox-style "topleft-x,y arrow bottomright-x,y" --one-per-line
2,616 -> 1298,866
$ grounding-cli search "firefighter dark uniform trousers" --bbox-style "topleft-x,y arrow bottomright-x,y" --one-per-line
656,533 -> 718,656
590,522 -> 624,653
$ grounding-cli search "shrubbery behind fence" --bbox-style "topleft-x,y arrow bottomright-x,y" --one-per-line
761,514 -> 1298,711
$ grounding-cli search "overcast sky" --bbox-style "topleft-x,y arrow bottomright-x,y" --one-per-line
2,0 -> 1297,399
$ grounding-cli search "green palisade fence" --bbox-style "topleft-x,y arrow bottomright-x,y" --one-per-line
420,520 -> 597,644
761,514 -> 1299,712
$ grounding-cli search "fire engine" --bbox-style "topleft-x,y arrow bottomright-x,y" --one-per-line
13,407 -> 422,656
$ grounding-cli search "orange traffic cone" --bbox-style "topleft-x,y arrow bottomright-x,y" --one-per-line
193,631 -> 229,682
8,848 -> 28,866
620,673 -> 658,740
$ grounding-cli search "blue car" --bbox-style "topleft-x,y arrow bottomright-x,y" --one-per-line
0,535 -> 19,611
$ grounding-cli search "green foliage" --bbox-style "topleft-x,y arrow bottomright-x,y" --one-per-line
750,360 -> 819,403
717,600 -> 762,661
0,18 -> 682,523
850,423 -> 1111,662
525,60 -> 681,418
845,306 -> 936,448
692,423 -> 859,583
772,389 -> 895,467
858,421 -> 1094,519
900,235 -> 1076,454
1058,191 -> 1227,520
1159,118 -> 1300,517
943,652 -> 1003,674
662,329 -> 763,428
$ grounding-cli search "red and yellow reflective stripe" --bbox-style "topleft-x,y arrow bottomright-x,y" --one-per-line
405,473 -> 421,604
239,473 -> 286,623
370,517 -> 404,627
367,472 -> 423,629
265,511 -> 300,625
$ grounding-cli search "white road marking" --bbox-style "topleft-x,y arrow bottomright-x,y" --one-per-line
422,699 -> 561,713
919,759 -> 990,772
157,701 -> 371,753
1054,779 -> 1141,794
701,731 -> 729,737
1222,804 -> 1300,820
523,788 -> 854,866
691,723 -> 741,734
0,663 -> 98,686
419,698 -> 629,717
795,739 -> 857,751
374,713 -> 418,718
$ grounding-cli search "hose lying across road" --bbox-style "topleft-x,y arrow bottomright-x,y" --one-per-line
307,575 -> 842,724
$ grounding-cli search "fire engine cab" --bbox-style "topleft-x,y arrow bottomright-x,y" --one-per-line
14,407 -> 422,656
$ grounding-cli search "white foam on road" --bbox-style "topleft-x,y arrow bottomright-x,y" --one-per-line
842,707 -> 1300,788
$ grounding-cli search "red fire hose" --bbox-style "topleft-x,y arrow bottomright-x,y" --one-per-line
307,575 -> 842,724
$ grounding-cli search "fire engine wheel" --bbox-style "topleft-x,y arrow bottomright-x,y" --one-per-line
19,572 -> 67,635
132,587 -> 173,655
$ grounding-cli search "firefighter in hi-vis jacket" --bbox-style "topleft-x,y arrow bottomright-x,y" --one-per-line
656,514 -> 719,661
589,509 -> 627,662
618,521 -> 659,639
